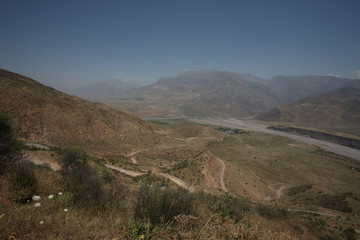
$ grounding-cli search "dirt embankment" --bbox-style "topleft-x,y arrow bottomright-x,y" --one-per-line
268,125 -> 360,150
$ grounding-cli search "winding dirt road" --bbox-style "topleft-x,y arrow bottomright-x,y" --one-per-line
287,208 -> 345,219
104,164 -> 195,192
190,118 -> 360,161
125,150 -> 146,164
105,164 -> 146,177
154,172 -> 195,192
206,152 -> 228,192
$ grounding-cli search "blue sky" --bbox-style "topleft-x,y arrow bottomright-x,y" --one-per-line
1,0 -> 360,89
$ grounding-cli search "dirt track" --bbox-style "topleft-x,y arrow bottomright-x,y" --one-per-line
105,164 -> 195,192
125,150 -> 146,164
24,152 -> 61,171
268,183 -> 286,199
154,172 -> 195,192
190,118 -> 360,161
105,164 -> 146,177
206,152 -> 228,192
287,208 -> 345,219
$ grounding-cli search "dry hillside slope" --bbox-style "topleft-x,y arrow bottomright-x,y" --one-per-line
256,87 -> 360,135
0,69 -> 162,152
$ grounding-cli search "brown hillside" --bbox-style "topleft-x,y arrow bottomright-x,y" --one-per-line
256,87 -> 360,135
0,69 -> 162,152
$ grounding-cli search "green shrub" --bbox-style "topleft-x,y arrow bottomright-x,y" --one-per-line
126,223 -> 159,240
306,217 -> 327,233
209,195 -> 251,222
317,193 -> 353,213
0,111 -> 21,173
319,234 -> 340,240
343,227 -> 357,240
59,146 -> 86,171
256,204 -> 291,220
135,184 -> 195,225
287,184 -> 313,196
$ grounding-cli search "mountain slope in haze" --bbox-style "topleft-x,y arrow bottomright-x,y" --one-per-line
0,69 -> 161,152
69,78 -> 140,100
122,70 -> 280,117
267,75 -> 360,103
256,87 -> 360,135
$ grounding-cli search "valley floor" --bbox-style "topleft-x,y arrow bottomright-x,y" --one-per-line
189,117 -> 360,161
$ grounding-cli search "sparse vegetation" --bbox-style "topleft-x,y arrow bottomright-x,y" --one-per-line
134,183 -> 195,225
59,146 -> 87,172
64,164 -> 105,207
209,195 -> 251,222
215,127 -> 250,135
256,204 -> 292,220
287,184 -> 313,196
1,71 -> 360,239
342,227 -> 357,240
0,111 -> 21,173
11,160 -> 38,201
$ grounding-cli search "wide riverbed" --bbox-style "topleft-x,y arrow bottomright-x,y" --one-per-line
190,118 -> 360,161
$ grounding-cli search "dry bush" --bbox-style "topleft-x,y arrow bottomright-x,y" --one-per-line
208,195 -> 251,222
256,204 -> 292,220
135,184 -> 195,225
59,146 -> 86,172
11,160 -> 38,202
65,164 -> 105,207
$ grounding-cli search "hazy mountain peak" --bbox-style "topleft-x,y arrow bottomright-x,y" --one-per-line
69,78 -> 140,100
158,69 -> 266,84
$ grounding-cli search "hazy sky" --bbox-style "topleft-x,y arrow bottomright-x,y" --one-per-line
1,0 -> 360,90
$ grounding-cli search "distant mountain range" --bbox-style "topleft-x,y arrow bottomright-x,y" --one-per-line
256,87 -> 360,135
120,70 -> 280,117
0,69 -> 161,152
69,78 -> 140,100
266,75 -> 360,103
94,70 -> 360,118
4,67 -> 358,137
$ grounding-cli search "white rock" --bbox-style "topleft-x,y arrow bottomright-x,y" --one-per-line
39,220 -> 44,224
64,208 -> 68,212
34,203 -> 41,207
58,192 -> 63,195
32,195 -> 41,201
48,195 -> 54,199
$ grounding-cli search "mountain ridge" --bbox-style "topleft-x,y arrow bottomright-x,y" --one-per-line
68,78 -> 140,100
256,87 -> 360,135
0,69 -> 162,152
118,70 -> 280,117
267,75 -> 360,103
